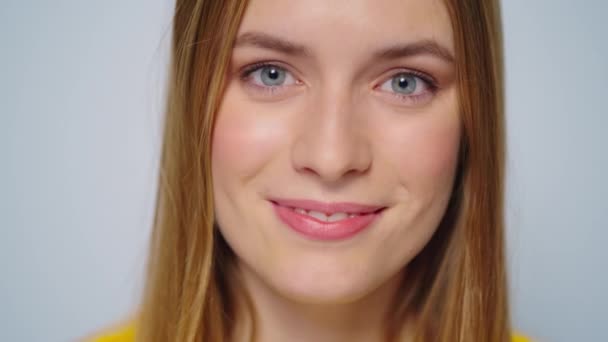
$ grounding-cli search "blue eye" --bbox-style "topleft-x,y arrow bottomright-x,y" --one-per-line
242,64 -> 298,88
259,65 -> 286,86
392,74 -> 417,94
379,72 -> 429,96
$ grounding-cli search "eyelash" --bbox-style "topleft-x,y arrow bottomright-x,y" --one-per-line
379,70 -> 439,105
239,61 -> 439,105
239,62 -> 297,96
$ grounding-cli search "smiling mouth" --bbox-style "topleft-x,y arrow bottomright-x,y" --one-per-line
273,203 -> 385,222
269,197 -> 386,213
269,199 -> 387,240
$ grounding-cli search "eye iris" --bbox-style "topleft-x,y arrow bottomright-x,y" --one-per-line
261,66 -> 285,86
391,74 -> 417,94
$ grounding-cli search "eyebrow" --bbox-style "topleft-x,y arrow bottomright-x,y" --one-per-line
234,31 -> 312,57
233,31 -> 455,64
374,40 -> 455,64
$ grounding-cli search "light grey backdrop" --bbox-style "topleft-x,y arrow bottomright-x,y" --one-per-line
1,1 -> 606,341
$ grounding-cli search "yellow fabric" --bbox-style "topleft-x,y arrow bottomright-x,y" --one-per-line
513,335 -> 532,342
92,325 -> 531,342
91,324 -> 134,342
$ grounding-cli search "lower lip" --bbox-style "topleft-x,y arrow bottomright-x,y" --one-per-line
271,201 -> 383,241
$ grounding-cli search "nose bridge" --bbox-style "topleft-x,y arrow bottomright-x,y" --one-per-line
291,81 -> 371,183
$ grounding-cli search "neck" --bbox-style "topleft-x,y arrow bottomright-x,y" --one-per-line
229,262 -> 407,342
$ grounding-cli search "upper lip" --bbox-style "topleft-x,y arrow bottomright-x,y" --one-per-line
269,198 -> 386,215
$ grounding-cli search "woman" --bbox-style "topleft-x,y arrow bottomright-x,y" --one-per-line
93,0 -> 530,341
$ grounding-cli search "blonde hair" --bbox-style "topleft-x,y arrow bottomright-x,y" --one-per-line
137,0 -> 509,341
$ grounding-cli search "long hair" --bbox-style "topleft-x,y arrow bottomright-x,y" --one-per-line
136,0 -> 508,341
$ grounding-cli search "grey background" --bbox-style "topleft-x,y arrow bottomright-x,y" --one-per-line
1,0 -> 606,341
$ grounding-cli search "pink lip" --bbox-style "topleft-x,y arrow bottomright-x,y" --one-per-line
269,199 -> 386,241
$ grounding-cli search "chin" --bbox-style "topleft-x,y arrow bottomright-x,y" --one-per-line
258,256 -> 389,305
275,278 -> 373,305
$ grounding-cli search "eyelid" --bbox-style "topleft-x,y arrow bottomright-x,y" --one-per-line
240,62 -> 300,83
372,69 -> 440,106
375,68 -> 438,91
239,62 -> 304,96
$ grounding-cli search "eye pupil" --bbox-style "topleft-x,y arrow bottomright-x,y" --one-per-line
267,68 -> 279,79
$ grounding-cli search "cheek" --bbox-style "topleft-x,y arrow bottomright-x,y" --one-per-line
375,105 -> 461,199
211,88 -> 284,185
401,118 -> 460,187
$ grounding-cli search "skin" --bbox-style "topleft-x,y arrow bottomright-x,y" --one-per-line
211,0 -> 459,341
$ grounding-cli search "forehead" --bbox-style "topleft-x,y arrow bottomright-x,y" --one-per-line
236,0 -> 454,58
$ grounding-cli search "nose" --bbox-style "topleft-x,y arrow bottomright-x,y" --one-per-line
291,89 -> 372,184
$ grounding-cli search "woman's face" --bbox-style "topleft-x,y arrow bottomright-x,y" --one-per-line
212,0 -> 459,304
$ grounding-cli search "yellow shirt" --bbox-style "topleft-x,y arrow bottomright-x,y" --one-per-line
91,325 -> 532,342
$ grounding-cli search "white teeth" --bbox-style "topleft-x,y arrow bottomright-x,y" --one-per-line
307,210 -> 329,221
291,207 -> 356,222
326,212 -> 349,222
